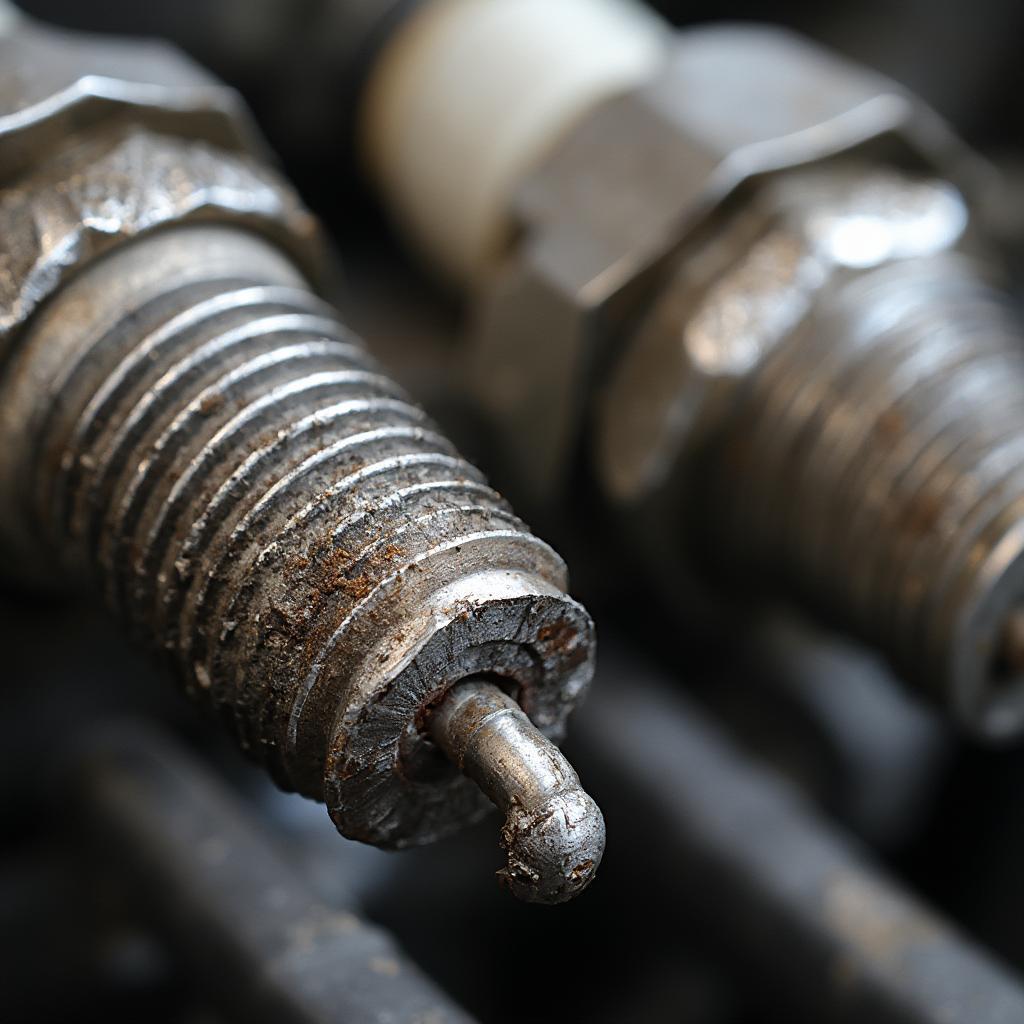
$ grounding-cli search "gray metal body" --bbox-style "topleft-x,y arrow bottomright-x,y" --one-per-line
468,24 -> 1024,737
0,14 -> 596,873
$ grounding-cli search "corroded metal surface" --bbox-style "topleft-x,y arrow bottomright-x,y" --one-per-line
429,679 -> 605,903
0,15 -> 258,179
595,164 -> 1024,736
0,15 -> 318,355
0,128 -> 317,342
0,226 -> 594,850
0,13 -> 597,889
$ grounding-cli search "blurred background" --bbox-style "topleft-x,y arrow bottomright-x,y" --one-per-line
4,1 -> 1024,1022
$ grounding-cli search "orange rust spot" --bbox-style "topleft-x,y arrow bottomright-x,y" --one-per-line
896,492 -> 942,537
198,392 -> 226,416
269,536 -> 410,668
538,620 -> 579,653
874,409 -> 906,442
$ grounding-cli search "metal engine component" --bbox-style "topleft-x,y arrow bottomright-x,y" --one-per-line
430,678 -> 604,903
577,649 -> 1024,1024
1,0 -> 429,170
0,12 -> 600,901
364,7 -> 1024,738
463,23 -> 985,504
76,723 -> 477,1024
593,161 -> 1024,738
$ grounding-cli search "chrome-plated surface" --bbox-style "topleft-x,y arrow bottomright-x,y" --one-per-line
429,678 -> 605,904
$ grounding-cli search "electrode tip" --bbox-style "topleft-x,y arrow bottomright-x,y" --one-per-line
428,678 -> 605,905
499,788 -> 606,904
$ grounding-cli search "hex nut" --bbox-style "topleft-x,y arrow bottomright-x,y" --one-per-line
596,167 -> 970,508
467,24 -> 982,509
0,17 -> 322,358
0,18 -> 256,182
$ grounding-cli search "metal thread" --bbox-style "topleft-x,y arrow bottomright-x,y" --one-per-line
4,225 -> 591,844
710,252 -> 1024,736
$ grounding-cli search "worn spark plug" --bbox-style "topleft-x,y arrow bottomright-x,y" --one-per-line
0,6 -> 603,903
358,0 -> 1024,739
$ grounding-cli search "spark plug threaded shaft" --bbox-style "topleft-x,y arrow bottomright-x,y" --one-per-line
0,224 -> 596,865
710,253 -> 1024,736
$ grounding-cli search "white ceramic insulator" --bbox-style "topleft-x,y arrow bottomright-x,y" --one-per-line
0,1 -> 20,36
362,0 -> 669,285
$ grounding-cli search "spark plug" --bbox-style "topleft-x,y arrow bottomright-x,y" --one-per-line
359,0 -> 1024,739
0,8 -> 603,903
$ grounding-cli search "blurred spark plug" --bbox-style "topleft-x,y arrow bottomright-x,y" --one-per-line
0,7 -> 602,902
359,0 -> 1024,739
